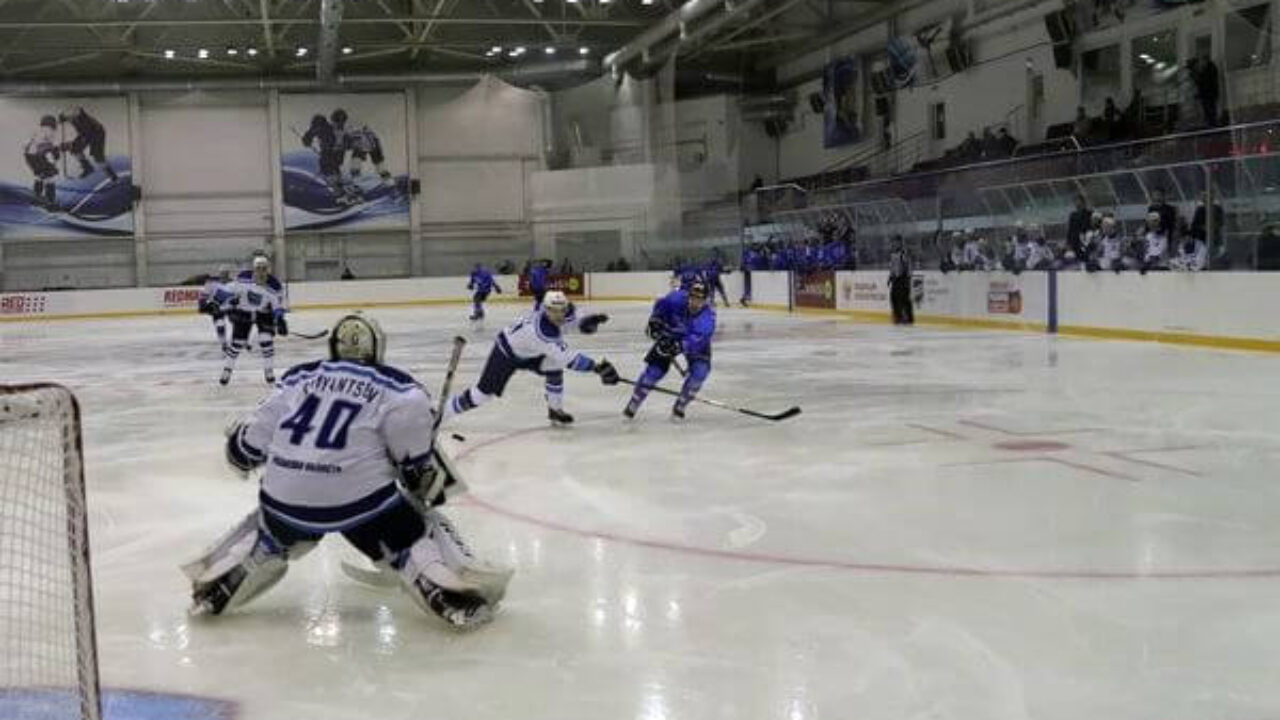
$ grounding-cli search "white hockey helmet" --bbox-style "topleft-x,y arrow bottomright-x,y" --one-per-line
217,264 -> 232,281
329,313 -> 385,365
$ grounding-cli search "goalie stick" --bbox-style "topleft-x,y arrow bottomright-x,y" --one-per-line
616,377 -> 801,422
289,328 -> 329,340
341,335 -> 468,585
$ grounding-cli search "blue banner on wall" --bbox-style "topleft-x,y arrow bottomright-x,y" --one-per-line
822,57 -> 862,148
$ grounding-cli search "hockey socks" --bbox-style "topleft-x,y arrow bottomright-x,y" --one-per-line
624,364 -> 666,416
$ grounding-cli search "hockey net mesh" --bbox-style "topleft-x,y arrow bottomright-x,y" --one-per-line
0,384 -> 101,720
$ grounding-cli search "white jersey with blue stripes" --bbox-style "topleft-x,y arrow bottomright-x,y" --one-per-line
498,308 -> 590,373
240,360 -> 435,532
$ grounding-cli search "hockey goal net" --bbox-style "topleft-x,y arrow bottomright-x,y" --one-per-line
0,384 -> 101,720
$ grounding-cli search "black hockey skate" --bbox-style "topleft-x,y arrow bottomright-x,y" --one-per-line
672,404 -> 687,420
264,369 -> 276,384
548,408 -> 574,425
219,368 -> 232,386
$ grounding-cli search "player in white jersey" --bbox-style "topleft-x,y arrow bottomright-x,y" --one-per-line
216,256 -> 289,385
1140,211 -> 1169,273
197,265 -> 234,351
1097,216 -> 1127,272
182,313 -> 511,629
1171,235 -> 1208,271
446,291 -> 618,425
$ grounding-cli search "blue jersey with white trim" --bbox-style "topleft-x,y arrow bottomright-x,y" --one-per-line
650,290 -> 716,359
241,360 -> 435,532
468,268 -> 500,294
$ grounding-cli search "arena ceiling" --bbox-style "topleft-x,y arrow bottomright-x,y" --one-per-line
0,0 -> 898,86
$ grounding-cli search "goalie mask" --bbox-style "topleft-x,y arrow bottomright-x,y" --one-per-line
329,313 -> 386,365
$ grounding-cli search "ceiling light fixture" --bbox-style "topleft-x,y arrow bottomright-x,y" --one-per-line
342,46 -> 353,55
545,46 -> 556,55
226,47 -> 238,56
247,47 -> 258,56
163,49 -> 175,59
197,48 -> 209,59
579,46 -> 590,55
296,47 -> 308,57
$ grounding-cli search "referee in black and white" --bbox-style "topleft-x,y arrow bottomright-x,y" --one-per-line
888,235 -> 914,326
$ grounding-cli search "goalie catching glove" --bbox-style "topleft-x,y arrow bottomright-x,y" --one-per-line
224,418 -> 266,477
593,359 -> 620,385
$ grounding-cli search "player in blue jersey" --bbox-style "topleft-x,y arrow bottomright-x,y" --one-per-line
703,254 -> 730,306
446,291 -> 615,425
624,281 -> 716,419
673,261 -> 703,292
528,260 -> 551,308
183,313 -> 511,629
466,263 -> 503,321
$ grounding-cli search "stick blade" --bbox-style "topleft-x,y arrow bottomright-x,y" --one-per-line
756,406 -> 802,422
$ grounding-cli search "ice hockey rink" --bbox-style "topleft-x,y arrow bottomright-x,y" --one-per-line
4,301 -> 1280,720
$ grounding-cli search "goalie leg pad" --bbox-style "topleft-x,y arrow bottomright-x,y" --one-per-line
186,511 -> 317,616
391,509 -> 512,608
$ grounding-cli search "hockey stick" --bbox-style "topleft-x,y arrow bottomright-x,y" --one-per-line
617,377 -> 801,422
339,336 -> 468,585
290,328 -> 329,340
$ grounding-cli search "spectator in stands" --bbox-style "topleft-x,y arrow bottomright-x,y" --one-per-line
1066,194 -> 1093,259
1176,59 -> 1203,131
997,128 -> 1018,157
1102,97 -> 1121,140
1073,106 -> 1093,143
980,128 -> 1001,160
1148,188 -> 1178,237
559,257 -> 575,274
497,259 -> 514,274
615,256 -> 630,272
959,131 -> 981,161
1195,53 -> 1221,128
750,175 -> 764,192
1257,225 -> 1280,270
1190,191 -> 1224,245
341,265 -> 355,280
1125,88 -> 1145,137
1074,212 -> 1104,271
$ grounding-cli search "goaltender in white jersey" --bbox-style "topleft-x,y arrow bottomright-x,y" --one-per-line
183,313 -> 511,629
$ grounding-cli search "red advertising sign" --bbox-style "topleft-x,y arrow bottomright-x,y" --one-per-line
794,270 -> 836,309
987,280 -> 1023,314
0,293 -> 48,316
518,273 -> 585,297
162,287 -> 203,308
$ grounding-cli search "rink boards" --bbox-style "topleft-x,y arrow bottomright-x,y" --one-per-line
2,270 -> 1279,352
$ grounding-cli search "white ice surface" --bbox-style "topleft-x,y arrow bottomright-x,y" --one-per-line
3,302 -> 1280,720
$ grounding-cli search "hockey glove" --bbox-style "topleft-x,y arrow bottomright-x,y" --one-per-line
646,318 -> 668,339
593,359 -> 620,385
223,420 -> 264,478
656,336 -> 680,358
578,313 -> 609,335
275,317 -> 289,336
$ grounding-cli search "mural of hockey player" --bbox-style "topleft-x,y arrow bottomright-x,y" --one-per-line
59,106 -> 118,182
301,112 -> 362,207
23,115 -> 60,209
330,108 -> 391,182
